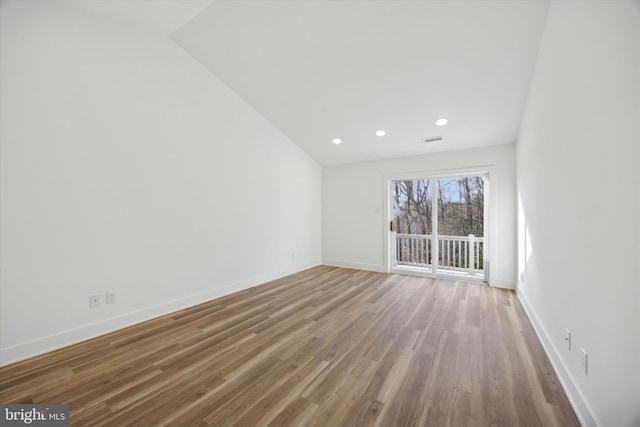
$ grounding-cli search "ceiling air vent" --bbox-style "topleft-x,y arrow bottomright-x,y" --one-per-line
422,135 -> 443,143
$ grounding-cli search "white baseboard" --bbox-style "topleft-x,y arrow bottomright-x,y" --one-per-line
489,278 -> 515,289
0,260 -> 321,367
321,259 -> 385,273
516,289 -> 599,427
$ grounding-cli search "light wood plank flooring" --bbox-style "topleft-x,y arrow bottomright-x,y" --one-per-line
0,266 -> 579,426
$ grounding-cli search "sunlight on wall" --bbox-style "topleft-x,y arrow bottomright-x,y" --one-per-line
517,192 -> 533,286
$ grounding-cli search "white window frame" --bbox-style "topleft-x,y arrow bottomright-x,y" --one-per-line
383,166 -> 492,283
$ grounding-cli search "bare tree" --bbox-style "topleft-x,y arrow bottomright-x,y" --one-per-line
393,177 -> 483,237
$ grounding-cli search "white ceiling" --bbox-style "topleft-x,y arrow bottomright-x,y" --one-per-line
67,0 -> 213,35
68,0 -> 550,166
173,1 -> 550,165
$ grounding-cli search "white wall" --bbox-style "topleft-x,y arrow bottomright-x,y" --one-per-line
323,144 -> 516,288
0,0 -> 321,366
516,2 -> 640,426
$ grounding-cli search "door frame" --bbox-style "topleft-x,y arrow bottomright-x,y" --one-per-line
383,166 -> 492,283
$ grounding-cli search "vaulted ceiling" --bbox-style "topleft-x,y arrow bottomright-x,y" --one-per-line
72,1 -> 551,166
68,0 -> 212,35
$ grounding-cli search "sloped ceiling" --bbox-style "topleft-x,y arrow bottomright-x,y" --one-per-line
173,0 -> 550,165
67,0 -> 213,35
67,1 -> 550,166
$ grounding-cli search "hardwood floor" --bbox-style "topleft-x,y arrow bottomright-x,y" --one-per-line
0,266 -> 579,426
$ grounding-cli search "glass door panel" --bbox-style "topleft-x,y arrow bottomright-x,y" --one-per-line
391,179 -> 433,271
436,177 -> 485,277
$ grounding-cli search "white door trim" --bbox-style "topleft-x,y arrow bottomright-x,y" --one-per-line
383,165 -> 494,282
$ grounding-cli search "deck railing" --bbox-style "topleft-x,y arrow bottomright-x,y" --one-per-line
395,233 -> 484,274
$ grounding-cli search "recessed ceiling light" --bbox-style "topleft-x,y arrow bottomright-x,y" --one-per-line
436,118 -> 448,126
332,138 -> 342,145
376,130 -> 386,137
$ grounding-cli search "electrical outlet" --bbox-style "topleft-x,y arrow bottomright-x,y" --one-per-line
581,348 -> 588,375
90,294 -> 100,308
565,328 -> 571,350
106,290 -> 117,304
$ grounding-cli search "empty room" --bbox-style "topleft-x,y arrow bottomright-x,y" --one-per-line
1,1 -> 638,426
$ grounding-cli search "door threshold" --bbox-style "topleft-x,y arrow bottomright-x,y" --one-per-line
392,266 -> 486,284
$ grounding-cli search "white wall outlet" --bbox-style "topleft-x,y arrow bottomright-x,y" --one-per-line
90,294 -> 100,308
106,290 -> 117,304
581,348 -> 588,375
565,328 -> 571,350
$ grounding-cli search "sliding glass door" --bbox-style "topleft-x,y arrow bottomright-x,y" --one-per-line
390,174 -> 487,281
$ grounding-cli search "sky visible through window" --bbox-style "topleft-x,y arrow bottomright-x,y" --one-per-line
392,176 -> 484,237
